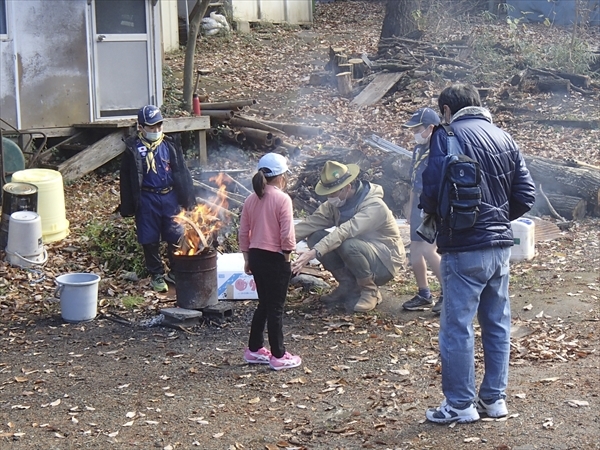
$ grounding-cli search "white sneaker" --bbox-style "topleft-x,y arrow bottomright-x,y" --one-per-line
425,399 -> 480,424
475,397 -> 508,418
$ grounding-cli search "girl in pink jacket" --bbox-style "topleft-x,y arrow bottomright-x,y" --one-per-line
239,153 -> 301,371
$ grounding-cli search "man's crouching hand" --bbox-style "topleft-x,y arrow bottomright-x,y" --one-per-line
291,249 -> 317,275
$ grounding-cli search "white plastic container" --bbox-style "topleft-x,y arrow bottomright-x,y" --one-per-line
55,273 -> 100,323
510,218 -> 535,261
5,211 -> 48,267
10,169 -> 70,243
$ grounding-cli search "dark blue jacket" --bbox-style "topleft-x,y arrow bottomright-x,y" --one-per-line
119,134 -> 196,217
420,107 -> 536,253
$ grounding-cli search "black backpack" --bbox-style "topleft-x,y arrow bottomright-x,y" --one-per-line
436,124 -> 482,230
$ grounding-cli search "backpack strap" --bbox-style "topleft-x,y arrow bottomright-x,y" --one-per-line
441,124 -> 463,156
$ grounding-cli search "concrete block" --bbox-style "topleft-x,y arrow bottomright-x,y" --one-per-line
160,307 -> 203,327
236,20 -> 250,34
202,301 -> 234,319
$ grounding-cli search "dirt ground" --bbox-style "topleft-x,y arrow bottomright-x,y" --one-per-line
1,2 -> 599,449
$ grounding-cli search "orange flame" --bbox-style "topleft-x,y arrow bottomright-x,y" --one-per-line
173,174 -> 231,255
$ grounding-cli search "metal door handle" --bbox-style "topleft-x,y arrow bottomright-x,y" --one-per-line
97,34 -> 106,42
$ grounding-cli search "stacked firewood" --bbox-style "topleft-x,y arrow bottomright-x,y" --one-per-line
200,99 -> 323,156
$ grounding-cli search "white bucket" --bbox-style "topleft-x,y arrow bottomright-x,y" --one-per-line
55,273 -> 101,323
5,211 -> 48,267
510,218 -> 535,262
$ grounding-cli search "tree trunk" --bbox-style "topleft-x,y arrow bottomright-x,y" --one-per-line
380,0 -> 419,40
182,0 -> 211,113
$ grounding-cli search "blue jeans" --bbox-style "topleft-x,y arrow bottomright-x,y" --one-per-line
438,246 -> 511,408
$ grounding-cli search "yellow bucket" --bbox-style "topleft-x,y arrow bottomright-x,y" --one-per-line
10,169 -> 70,243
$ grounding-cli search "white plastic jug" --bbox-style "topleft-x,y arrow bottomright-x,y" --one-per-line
5,211 -> 48,267
510,218 -> 535,261
55,273 -> 101,323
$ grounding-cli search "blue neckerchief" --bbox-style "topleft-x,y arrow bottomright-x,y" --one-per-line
338,181 -> 370,225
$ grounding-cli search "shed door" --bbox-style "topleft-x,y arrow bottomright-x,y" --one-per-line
91,0 -> 154,118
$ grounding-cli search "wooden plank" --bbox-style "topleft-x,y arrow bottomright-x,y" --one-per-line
58,130 -> 127,182
195,130 -> 207,165
163,116 -> 210,133
58,117 -> 212,182
72,116 -> 211,133
15,127 -> 77,138
350,72 -> 403,108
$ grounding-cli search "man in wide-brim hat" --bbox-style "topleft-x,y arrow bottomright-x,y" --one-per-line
292,160 -> 405,312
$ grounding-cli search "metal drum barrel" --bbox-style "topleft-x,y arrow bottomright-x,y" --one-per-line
172,249 -> 218,309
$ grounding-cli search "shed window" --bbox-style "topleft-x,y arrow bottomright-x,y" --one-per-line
95,0 -> 146,34
0,0 -> 7,35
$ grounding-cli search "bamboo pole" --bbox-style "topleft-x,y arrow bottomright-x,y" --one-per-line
224,173 -> 252,196
200,110 -> 235,121
256,119 -> 323,137
200,99 -> 257,110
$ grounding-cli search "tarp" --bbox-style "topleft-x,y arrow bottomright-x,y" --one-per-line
506,0 -> 600,26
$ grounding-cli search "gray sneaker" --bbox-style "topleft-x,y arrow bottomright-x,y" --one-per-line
432,295 -> 443,314
402,294 -> 433,311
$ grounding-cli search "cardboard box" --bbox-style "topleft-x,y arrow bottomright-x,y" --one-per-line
217,253 -> 258,300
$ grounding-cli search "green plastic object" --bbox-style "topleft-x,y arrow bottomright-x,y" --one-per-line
1,137 -> 26,181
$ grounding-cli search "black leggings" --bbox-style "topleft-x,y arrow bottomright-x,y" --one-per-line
247,248 -> 292,359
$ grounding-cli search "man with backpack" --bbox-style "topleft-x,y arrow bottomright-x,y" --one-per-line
420,84 -> 536,424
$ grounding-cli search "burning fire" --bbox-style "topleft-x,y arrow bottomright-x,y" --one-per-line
173,173 -> 230,255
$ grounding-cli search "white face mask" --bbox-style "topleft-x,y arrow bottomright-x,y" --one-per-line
414,130 -> 430,145
327,196 -> 346,208
144,130 -> 162,142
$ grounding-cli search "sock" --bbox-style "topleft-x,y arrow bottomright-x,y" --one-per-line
418,287 -> 431,299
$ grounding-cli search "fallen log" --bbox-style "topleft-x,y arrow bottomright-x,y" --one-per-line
524,119 -> 600,130
371,62 -> 415,72
524,155 -> 600,216
536,78 -> 571,94
544,193 -> 587,220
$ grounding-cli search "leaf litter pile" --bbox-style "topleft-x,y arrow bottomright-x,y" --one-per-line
1,2 -> 600,449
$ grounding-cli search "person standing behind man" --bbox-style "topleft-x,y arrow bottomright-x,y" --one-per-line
292,161 -> 405,312
239,153 -> 302,371
420,85 -> 535,424
119,105 -> 196,293
400,107 -> 444,314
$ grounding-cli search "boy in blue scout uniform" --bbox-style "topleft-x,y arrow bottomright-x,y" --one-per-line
119,105 -> 196,292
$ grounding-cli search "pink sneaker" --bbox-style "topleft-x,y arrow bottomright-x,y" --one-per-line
269,352 -> 302,371
244,347 -> 272,364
